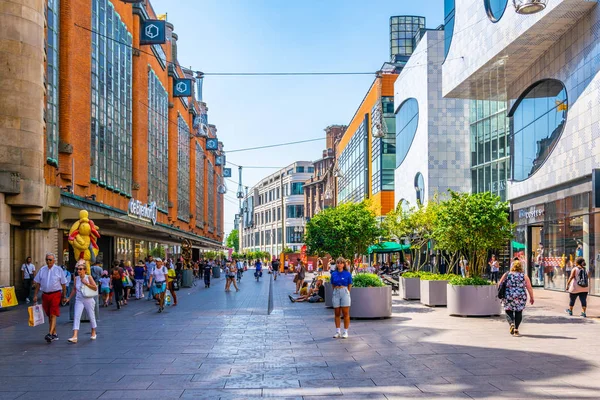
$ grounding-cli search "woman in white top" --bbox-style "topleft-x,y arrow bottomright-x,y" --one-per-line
148,258 -> 167,313
66,260 -> 98,343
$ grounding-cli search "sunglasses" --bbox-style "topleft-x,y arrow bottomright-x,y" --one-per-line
46,259 -> 54,262
76,267 -> 85,271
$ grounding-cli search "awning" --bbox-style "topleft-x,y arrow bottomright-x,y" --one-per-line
367,241 -> 410,254
512,241 -> 526,250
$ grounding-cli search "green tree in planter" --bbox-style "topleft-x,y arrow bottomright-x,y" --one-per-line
432,191 -> 513,278
304,201 -> 380,260
226,229 -> 239,252
382,200 -> 438,271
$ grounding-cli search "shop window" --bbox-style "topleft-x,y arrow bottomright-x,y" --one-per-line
484,0 -> 508,22
395,98 -> 419,168
510,79 -> 567,182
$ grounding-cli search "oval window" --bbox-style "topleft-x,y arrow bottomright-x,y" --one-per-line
395,98 -> 419,168
414,173 -> 425,205
444,0 -> 455,59
509,79 -> 567,182
484,0 -> 508,22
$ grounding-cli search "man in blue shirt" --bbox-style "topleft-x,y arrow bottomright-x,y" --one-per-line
331,257 -> 353,339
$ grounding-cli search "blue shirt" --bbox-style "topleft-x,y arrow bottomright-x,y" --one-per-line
331,270 -> 352,287
255,262 -> 262,271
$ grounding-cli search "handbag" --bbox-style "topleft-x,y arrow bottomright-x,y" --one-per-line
293,275 -> 299,283
81,276 -> 97,298
497,278 -> 507,300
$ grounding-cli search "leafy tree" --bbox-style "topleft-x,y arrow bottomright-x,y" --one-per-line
304,201 -> 380,260
283,247 -> 294,254
226,229 -> 239,252
381,200 -> 438,271
432,191 -> 513,278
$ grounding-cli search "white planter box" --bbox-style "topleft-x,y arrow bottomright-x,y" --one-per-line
349,286 -> 392,319
447,284 -> 501,316
420,280 -> 448,306
400,277 -> 420,300
324,282 -> 333,308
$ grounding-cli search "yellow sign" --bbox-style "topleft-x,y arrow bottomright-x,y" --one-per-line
0,287 -> 18,308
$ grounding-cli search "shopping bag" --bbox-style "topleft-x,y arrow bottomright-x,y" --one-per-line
28,305 -> 45,327
164,290 -> 172,306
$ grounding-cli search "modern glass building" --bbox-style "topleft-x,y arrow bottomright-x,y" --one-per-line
390,16 -> 426,64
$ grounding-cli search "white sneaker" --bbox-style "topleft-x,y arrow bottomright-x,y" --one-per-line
333,332 -> 341,338
341,331 -> 349,339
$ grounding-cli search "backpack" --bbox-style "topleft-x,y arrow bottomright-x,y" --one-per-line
576,267 -> 589,288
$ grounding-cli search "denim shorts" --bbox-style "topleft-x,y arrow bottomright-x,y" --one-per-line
332,287 -> 351,308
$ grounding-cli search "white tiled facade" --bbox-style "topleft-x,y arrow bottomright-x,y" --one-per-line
443,0 -> 600,295
443,0 -> 600,203
394,30 -> 471,207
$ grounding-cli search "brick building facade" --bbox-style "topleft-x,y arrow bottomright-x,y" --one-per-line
0,0 -> 224,290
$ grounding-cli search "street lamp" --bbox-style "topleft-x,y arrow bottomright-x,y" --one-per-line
513,0 -> 546,14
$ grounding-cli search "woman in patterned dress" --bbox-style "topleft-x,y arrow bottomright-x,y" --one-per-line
498,260 -> 534,337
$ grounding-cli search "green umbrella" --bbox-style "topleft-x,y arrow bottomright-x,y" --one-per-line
367,241 -> 411,254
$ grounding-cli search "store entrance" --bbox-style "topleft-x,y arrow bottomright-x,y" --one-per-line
528,225 -> 544,287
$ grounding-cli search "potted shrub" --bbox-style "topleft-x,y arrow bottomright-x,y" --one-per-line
446,276 -> 500,316
349,273 -> 392,319
400,271 -> 429,300
420,273 -> 456,307
432,191 -> 513,317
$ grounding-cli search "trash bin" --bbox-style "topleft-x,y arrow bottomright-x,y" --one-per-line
181,269 -> 193,288
69,294 -> 100,322
212,266 -> 221,278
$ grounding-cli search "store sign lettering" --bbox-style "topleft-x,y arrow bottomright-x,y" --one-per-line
128,199 -> 157,225
519,207 -> 544,220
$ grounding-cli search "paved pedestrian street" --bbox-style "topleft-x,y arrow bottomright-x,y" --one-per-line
0,273 -> 599,400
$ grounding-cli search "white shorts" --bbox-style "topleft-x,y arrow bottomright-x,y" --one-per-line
332,287 -> 351,308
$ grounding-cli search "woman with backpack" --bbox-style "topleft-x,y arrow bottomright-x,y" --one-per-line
498,260 -> 534,337
566,257 -> 589,318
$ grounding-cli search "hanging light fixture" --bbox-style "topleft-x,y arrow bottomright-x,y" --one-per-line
513,0 -> 547,15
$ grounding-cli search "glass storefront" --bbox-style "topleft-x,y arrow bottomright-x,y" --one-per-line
512,192 -> 599,295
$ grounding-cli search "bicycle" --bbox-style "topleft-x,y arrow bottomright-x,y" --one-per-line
254,270 -> 262,282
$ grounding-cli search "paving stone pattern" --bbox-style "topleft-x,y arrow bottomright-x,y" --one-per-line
0,271 -> 599,399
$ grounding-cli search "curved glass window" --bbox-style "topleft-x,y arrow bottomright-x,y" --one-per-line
510,79 -> 567,182
444,0 -> 455,59
414,173 -> 425,205
395,98 -> 419,168
485,0 -> 508,22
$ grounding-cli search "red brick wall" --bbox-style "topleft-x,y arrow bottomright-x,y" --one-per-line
45,0 -> 223,243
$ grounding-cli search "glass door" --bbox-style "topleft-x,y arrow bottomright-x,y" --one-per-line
528,226 -> 544,287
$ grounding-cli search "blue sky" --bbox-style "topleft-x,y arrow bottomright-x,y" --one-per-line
151,0 -> 444,238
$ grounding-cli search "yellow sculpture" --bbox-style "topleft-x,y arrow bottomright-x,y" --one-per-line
68,210 -> 101,274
